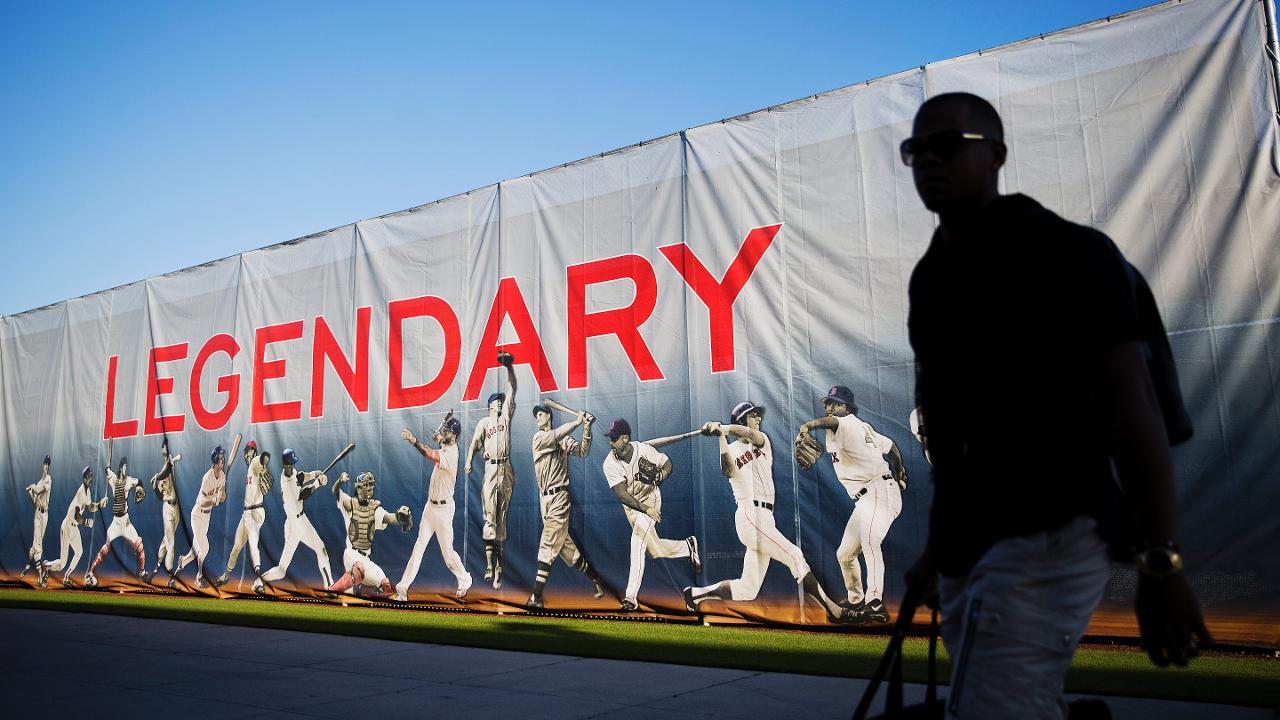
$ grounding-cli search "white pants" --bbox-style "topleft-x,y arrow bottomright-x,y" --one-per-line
157,503 -> 178,572
225,507 -> 265,573
939,516 -> 1109,720
836,476 -> 902,604
622,501 -> 689,602
342,546 -> 388,588
716,504 -> 809,601
105,514 -> 142,546
261,513 -> 333,586
29,509 -> 48,563
482,462 -> 513,542
44,519 -> 83,574
397,501 -> 471,595
178,507 -> 213,571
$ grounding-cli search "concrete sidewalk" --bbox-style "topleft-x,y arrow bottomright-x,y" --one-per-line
1,608 -> 1269,719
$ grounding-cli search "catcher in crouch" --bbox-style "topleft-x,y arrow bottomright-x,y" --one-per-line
796,385 -> 906,624
328,471 -> 413,597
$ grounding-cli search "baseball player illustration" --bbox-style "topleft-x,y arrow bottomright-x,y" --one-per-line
214,442 -> 274,588
682,403 -> 855,624
602,418 -> 702,612
395,414 -> 473,602
19,455 -> 53,586
148,440 -> 182,583
466,350 -> 518,589
84,455 -> 150,587
175,435 -> 240,588
43,466 -> 109,586
796,385 -> 906,624
524,400 -> 606,610
257,448 -> 336,594
327,471 -> 414,597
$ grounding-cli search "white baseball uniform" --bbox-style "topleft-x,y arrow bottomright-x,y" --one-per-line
826,413 -> 903,605
88,469 -> 147,578
603,441 -> 691,603
471,411 -> 514,543
223,457 -> 269,577
176,466 -> 227,576
152,466 -> 179,574
333,490 -> 397,592
26,471 -> 52,568
260,467 -> 334,588
690,435 -> 810,601
45,483 -> 98,579
396,443 -> 471,597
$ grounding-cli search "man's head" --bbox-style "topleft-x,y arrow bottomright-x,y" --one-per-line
821,385 -> 857,417
81,466 -> 93,487
487,392 -> 505,416
282,448 -> 298,468
118,457 -> 128,477
606,419 -> 632,457
211,445 -> 225,470
43,455 -> 51,473
355,471 -> 376,501
244,441 -> 258,465
905,92 -> 1006,216
730,401 -> 765,430
533,404 -> 553,430
439,417 -> 461,445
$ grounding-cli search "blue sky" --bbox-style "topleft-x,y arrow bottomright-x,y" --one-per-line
1,0 -> 1155,316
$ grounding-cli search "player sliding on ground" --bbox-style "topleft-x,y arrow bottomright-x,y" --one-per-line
684,402 -> 857,625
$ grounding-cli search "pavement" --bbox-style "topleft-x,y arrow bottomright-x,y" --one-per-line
1,608 -> 1272,719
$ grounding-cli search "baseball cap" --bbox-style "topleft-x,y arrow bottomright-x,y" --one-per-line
730,401 -> 765,425
821,385 -> 857,410
245,440 -> 257,453
487,392 -> 506,406
442,417 -> 462,435
532,404 -> 553,417
605,419 -> 632,440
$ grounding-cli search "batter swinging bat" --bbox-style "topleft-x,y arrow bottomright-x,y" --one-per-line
320,443 -> 356,477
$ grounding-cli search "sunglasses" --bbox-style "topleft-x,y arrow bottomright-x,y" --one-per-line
899,130 -> 994,167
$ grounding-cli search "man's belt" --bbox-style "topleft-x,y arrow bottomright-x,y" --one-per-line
198,507 -> 212,515
752,500 -> 774,511
430,499 -> 449,505
353,547 -> 371,556
542,485 -> 569,496
882,473 -> 894,482
487,457 -> 509,464
243,503 -> 263,511
296,510 -> 307,518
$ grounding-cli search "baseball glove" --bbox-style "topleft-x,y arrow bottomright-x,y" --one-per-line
795,432 -> 823,470
395,506 -> 413,532
134,485 -> 146,503
497,351 -> 514,368
637,457 -> 664,486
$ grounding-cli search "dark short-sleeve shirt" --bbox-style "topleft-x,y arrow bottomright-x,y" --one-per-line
908,194 -> 1142,576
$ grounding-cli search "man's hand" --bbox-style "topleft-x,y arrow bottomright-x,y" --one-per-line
901,551 -> 939,620
497,350 -> 514,368
646,505 -> 662,523
1136,573 -> 1212,667
401,429 -> 416,445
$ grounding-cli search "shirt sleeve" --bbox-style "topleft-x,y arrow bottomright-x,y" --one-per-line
871,428 -> 894,455
437,445 -> 456,474
603,457 -> 627,488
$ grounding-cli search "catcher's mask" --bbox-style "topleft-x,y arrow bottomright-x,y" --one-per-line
730,401 -> 765,426
355,472 -> 376,499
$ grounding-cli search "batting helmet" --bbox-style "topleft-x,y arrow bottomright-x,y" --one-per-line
731,401 -> 765,425
211,446 -> 225,464
282,448 -> 298,466
442,418 -> 462,436
487,392 -> 506,406
821,385 -> 858,412
605,419 -> 632,440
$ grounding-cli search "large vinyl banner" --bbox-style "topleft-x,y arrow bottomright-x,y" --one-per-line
3,0 -> 1278,633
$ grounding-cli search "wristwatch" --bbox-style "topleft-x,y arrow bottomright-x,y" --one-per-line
1134,543 -> 1184,578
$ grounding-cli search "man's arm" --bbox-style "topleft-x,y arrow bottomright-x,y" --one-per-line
402,429 -> 442,463
610,483 -> 660,522
798,416 -> 839,435
1100,339 -> 1210,667
720,422 -> 766,448
716,428 -> 736,479
502,357 -> 517,421
551,415 -> 585,446
884,443 -> 906,486
466,422 -> 484,474
569,415 -> 593,458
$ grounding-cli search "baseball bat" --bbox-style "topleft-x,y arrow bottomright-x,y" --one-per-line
541,398 -> 580,415
320,443 -> 356,477
228,433 -> 242,463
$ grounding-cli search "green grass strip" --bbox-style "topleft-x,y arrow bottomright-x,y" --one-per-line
3,589 -> 1275,708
